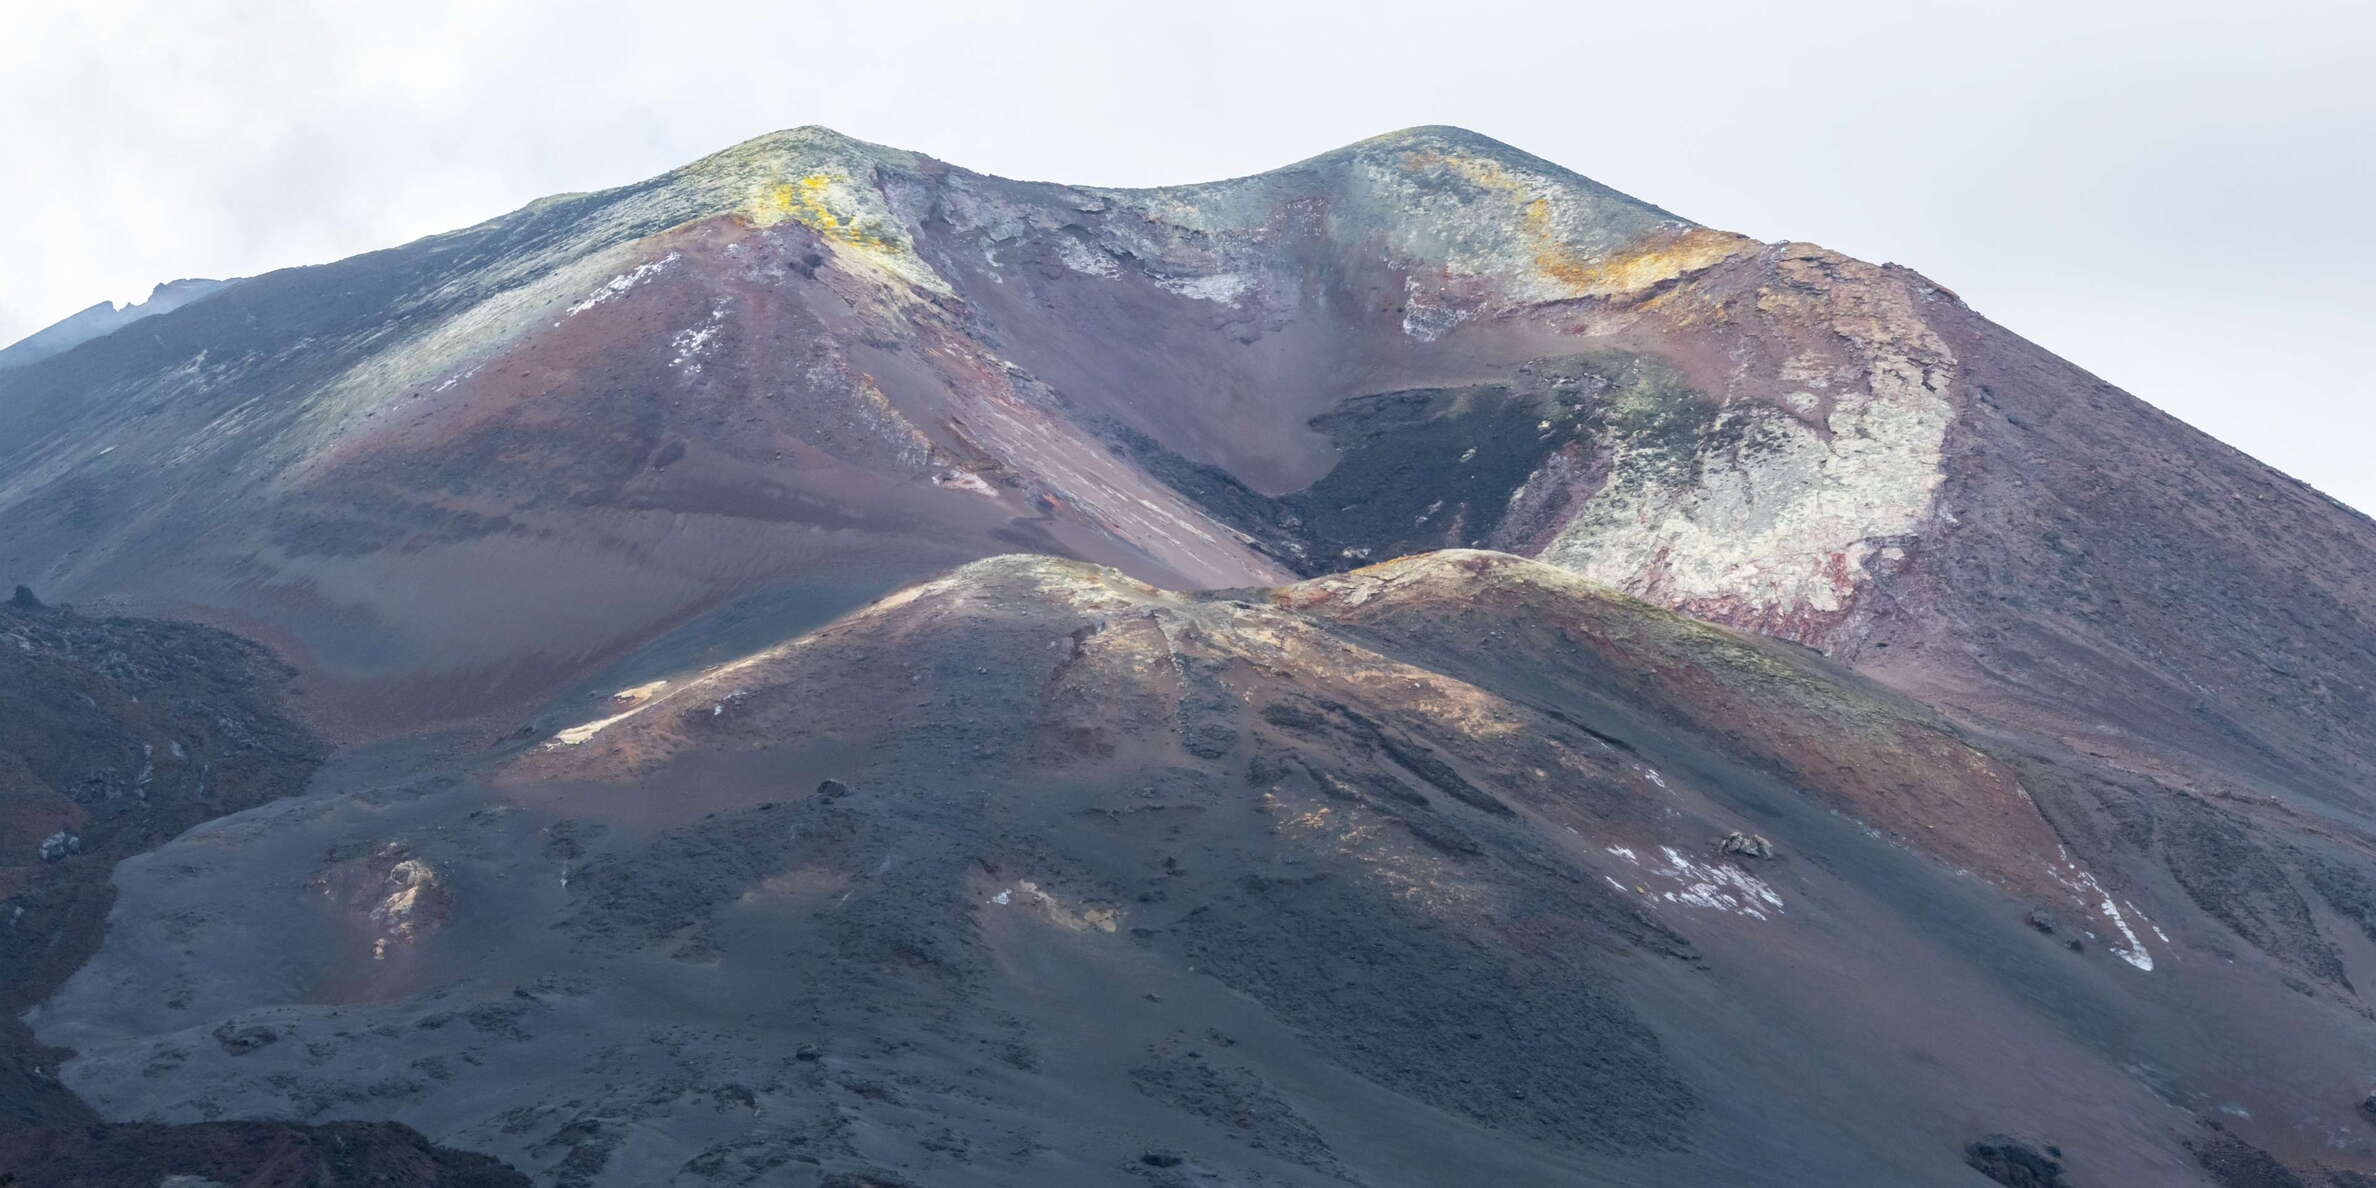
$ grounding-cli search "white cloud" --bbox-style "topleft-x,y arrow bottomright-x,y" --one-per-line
2,0 -> 2370,509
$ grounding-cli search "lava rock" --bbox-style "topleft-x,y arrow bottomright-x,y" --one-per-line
1964,1135 -> 2068,1187
36,831 -> 79,862
212,1023 -> 280,1056
1714,831 -> 1774,859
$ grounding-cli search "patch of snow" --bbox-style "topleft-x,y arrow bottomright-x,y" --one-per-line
1653,845 -> 1784,920
2051,863 -> 2154,971
1158,272 -> 1255,304
548,680 -> 671,746
563,252 -> 680,318
1606,841 -> 1782,920
431,364 -> 481,393
932,469 -> 998,497
669,303 -> 728,375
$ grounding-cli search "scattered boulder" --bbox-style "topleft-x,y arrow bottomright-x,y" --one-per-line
212,1023 -> 280,1056
1713,831 -> 1774,859
2188,1126 -> 2312,1188
816,779 -> 851,801
2026,909 -> 2085,952
2361,1091 -> 2376,1121
8,584 -> 40,609
1964,1135 -> 2068,1187
36,830 -> 79,862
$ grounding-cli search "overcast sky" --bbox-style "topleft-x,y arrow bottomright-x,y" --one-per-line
6,0 -> 2370,510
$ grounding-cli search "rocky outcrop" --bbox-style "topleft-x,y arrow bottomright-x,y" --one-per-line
0,1120 -> 524,1187
1964,1136 -> 2068,1187
1714,831 -> 1774,859
0,598 -> 519,1183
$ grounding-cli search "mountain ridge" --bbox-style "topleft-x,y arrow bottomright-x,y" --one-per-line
3,123 -> 2367,813
5,118 -> 2376,1182
0,277 -> 239,371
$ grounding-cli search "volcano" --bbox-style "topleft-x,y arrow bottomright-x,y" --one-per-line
3,126 -> 2374,1187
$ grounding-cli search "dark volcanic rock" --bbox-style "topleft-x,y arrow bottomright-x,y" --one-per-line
1964,1135 -> 2067,1187
0,600 -> 521,1183
27,550 -> 2344,1186
0,599 -> 322,1126
0,1120 -> 525,1187
210,1023 -> 279,1056
1714,830 -> 1773,859
2188,1128 -> 2311,1188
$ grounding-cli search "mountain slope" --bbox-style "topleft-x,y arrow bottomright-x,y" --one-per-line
0,125 -> 1746,736
4,125 -> 2376,1185
1,125 -> 2365,809
0,592 -> 522,1186
30,552 -> 2376,1185
0,278 -> 236,371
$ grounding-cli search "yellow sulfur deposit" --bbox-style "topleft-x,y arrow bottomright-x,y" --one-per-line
749,174 -> 897,250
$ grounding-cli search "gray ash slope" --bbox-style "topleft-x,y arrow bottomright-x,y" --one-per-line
0,279 -> 237,372
0,593 -> 522,1185
1,125 -> 2375,1186
23,553 -> 2376,1186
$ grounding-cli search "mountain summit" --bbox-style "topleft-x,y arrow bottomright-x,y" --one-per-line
4,123 -> 2361,798
3,127 -> 2375,1186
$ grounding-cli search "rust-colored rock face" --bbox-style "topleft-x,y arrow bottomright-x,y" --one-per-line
5,126 -> 2376,1186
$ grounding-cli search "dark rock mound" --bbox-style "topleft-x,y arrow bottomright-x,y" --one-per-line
1963,1135 -> 2067,1187
2188,1128 -> 2310,1188
0,1120 -> 526,1187
0,601 -> 526,1183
